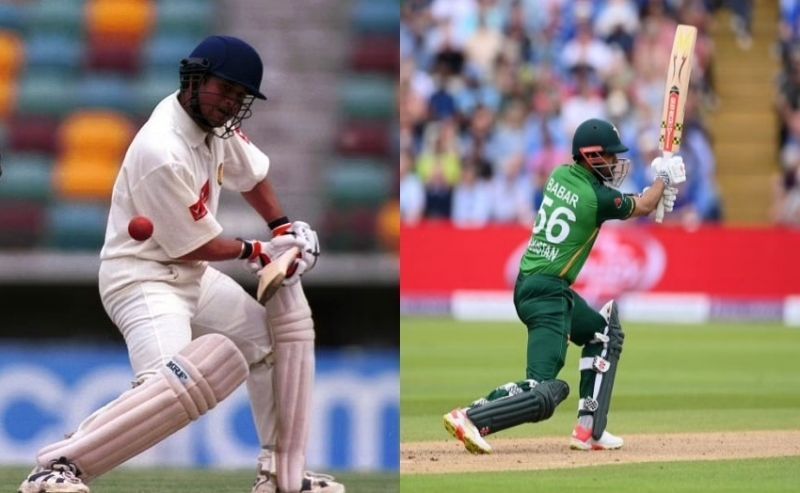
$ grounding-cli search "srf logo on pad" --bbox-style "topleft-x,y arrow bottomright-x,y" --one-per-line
166,360 -> 190,383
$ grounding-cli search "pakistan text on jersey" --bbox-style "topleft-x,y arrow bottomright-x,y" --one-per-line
528,239 -> 559,262
545,178 -> 579,207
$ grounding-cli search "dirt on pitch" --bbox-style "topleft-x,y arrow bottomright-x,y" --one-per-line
401,430 -> 800,474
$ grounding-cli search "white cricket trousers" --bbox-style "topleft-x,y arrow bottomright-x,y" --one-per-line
98,262 -> 277,451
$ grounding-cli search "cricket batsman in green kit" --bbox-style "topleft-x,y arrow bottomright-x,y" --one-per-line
443,118 -> 686,453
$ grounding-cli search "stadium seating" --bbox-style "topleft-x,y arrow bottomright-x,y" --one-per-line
75,74 -> 137,114
24,34 -> 84,75
44,201 -> 109,250
154,0 -> 214,38
0,5 -> 25,33
27,0 -> 84,35
0,31 -> 24,79
8,116 -> 60,154
339,75 -> 394,120
58,111 -> 135,162
0,201 -> 46,247
53,155 -> 119,201
323,0 -> 397,252
86,38 -> 142,75
0,153 -> 53,202
0,0 -> 215,251
86,0 -> 155,45
15,72 -> 77,117
0,78 -> 16,119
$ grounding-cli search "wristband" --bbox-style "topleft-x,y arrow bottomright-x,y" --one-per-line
268,216 -> 290,231
237,239 -> 254,260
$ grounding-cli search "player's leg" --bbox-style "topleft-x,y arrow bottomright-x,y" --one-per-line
193,267 -> 279,492
193,268 -> 343,493
443,275 -> 571,454
266,281 -> 344,493
568,293 -> 624,450
19,334 -> 247,493
18,281 -> 202,492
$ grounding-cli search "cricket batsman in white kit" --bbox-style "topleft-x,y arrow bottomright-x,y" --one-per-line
18,35 -> 344,493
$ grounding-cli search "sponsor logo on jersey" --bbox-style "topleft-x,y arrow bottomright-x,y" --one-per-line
189,180 -> 210,221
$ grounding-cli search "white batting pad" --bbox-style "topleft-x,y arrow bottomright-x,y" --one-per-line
266,281 -> 315,493
36,334 -> 248,482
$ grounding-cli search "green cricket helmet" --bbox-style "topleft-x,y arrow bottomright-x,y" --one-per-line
571,118 -> 630,188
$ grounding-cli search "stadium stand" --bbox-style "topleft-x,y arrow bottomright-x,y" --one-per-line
323,0 -> 398,252
400,0 -> 755,227
0,0 -> 397,257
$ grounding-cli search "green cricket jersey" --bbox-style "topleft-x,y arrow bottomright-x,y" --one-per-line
519,164 -> 635,284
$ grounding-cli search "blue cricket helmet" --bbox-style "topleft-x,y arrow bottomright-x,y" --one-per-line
184,35 -> 266,100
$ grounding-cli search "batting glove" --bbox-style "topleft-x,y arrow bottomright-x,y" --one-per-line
240,235 -> 308,273
651,155 -> 687,187
662,186 -> 678,213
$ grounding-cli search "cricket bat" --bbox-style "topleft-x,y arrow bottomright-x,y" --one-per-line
256,246 -> 300,304
656,24 -> 697,223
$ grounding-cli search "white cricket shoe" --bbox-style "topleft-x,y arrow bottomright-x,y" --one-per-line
443,408 -> 493,454
251,463 -> 277,493
18,457 -> 89,493
570,424 -> 624,451
252,468 -> 345,493
299,471 -> 345,493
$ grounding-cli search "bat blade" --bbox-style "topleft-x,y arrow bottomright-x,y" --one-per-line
256,246 -> 299,304
656,24 -> 697,223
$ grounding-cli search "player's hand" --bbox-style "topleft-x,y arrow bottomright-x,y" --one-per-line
288,221 -> 320,273
651,156 -> 686,187
662,186 -> 678,213
242,235 -> 308,272
271,220 -> 320,276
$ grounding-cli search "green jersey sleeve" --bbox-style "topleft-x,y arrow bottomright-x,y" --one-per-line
594,185 -> 635,223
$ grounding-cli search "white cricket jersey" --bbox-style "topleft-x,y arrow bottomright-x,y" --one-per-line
99,91 -> 269,295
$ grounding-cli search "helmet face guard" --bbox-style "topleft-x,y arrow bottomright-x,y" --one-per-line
578,145 -> 630,188
180,57 -> 256,139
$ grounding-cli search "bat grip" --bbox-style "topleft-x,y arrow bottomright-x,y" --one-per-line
655,199 -> 665,223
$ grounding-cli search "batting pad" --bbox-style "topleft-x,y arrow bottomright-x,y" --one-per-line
37,334 -> 248,482
266,281 -> 314,493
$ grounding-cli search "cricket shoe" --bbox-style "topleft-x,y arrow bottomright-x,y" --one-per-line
443,408 -> 492,454
570,424 -> 624,451
298,471 -> 345,493
18,457 -> 90,493
252,469 -> 344,493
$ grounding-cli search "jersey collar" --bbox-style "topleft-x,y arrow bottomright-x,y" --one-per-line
571,162 -> 602,184
170,91 -> 209,148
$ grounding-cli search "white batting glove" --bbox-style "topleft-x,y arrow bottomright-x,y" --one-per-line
651,156 -> 687,187
289,221 -> 320,273
662,186 -> 678,213
241,235 -> 308,273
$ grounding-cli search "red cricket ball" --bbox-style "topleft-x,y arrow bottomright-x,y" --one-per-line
128,216 -> 153,241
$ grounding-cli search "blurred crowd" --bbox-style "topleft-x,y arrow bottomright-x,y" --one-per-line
400,0 -> 726,228
776,0 -> 800,226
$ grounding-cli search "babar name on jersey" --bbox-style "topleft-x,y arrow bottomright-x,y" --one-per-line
545,177 -> 579,208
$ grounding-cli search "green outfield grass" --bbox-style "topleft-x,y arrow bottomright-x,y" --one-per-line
0,467 -> 398,493
401,317 -> 800,491
402,318 -> 800,442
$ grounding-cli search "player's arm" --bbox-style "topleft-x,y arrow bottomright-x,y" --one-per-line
241,178 -> 288,229
630,179 -> 666,217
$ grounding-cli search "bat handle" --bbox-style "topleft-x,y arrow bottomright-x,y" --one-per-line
655,199 -> 665,223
